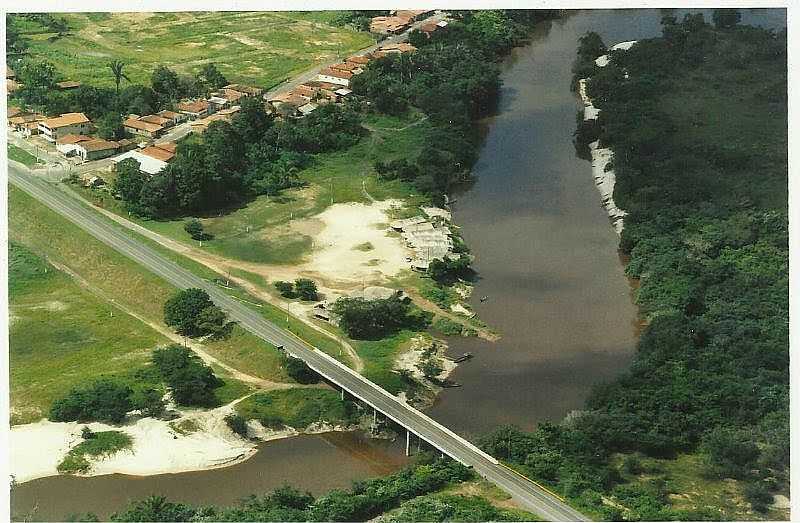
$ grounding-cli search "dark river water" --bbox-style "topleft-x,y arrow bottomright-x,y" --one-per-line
11,8 -> 786,521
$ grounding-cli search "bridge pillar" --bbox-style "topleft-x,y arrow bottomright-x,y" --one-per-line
405,430 -> 410,456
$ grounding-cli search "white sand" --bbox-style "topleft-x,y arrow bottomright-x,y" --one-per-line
301,200 -> 411,284
11,404 -> 256,484
578,40 -> 638,235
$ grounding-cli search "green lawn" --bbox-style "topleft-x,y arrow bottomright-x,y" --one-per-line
9,242 -> 168,425
9,185 -> 296,383
7,144 -> 39,167
14,12 -> 375,88
235,388 -> 356,429
353,330 -> 419,394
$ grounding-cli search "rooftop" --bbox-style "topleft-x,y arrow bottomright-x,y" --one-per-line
140,145 -> 175,162
319,68 -> 354,80
41,112 -> 90,129
176,100 -> 210,113
112,150 -> 168,175
123,117 -> 164,133
81,139 -> 119,152
56,134 -> 93,145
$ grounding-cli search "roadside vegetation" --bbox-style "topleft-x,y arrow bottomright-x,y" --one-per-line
7,144 -> 39,167
481,12 -> 788,520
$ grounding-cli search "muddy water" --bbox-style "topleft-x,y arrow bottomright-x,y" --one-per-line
11,433 -> 409,521
11,9 -> 785,521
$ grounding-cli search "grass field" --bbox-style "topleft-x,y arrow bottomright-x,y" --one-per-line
13,12 -> 375,88
74,111 -> 430,267
235,388 -> 356,430
9,185 -> 297,383
7,144 -> 39,167
9,242 -> 168,425
353,330 -> 419,394
57,430 -> 133,474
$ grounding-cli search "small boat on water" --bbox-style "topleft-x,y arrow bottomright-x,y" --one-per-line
444,352 -> 473,363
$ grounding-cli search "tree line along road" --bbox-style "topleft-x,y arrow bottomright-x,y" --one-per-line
8,163 -> 589,522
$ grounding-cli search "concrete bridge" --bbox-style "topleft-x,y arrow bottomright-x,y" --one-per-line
10,165 -> 589,522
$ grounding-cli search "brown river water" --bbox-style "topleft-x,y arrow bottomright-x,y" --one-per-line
11,9 -> 785,521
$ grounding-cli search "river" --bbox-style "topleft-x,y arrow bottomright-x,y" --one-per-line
10,8 -> 786,521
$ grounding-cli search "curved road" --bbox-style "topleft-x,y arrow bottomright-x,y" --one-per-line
8,163 -> 588,522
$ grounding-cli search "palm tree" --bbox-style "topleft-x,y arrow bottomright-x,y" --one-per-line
108,60 -> 130,95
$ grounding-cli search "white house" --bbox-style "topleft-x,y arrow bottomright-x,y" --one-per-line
111,150 -> 168,175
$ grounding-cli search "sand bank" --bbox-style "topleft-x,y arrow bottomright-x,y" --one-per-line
578,40 -> 638,235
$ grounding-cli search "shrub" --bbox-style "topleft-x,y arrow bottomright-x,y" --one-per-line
274,280 -> 296,298
294,278 -> 318,301
743,481 -> 773,513
183,219 -> 212,241
163,288 -> 226,337
152,345 -> 222,407
49,379 -> 134,424
284,356 -> 320,384
225,414 -> 249,438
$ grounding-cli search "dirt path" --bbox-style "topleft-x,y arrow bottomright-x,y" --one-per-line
49,261 -> 300,389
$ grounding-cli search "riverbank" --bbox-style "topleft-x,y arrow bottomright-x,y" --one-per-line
577,40 -> 638,236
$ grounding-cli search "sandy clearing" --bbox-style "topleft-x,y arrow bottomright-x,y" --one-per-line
11,402 -> 255,484
301,200 -> 411,285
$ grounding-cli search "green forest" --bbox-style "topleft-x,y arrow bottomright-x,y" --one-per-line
482,12 -> 787,520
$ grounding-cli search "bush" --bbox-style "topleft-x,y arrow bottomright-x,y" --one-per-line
331,296 -> 431,340
152,345 -> 222,407
131,387 -> 166,418
743,481 -> 773,513
274,280 -> 296,298
294,279 -> 318,301
81,426 -> 95,440
284,356 -> 320,384
699,427 -> 760,479
49,379 -> 134,424
225,414 -> 249,438
183,219 -> 212,241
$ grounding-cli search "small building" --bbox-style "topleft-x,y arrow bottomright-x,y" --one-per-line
176,99 -> 211,119
112,150 -> 168,175
56,80 -> 82,90
419,22 -> 440,37
123,117 -> 165,138
156,110 -> 186,125
350,286 -> 410,302
38,112 -> 92,142
77,139 -> 120,161
140,143 -> 176,163
222,83 -> 263,97
370,16 -> 412,34
138,114 -> 173,128
298,102 -> 318,116
80,173 -> 106,188
391,9 -> 434,21
346,55 -> 371,66
56,134 -> 93,156
317,68 -> 353,87
331,62 -> 362,74
9,114 -> 46,137
378,43 -> 417,55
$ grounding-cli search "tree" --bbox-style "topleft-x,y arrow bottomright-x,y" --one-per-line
197,63 -> 228,91
152,345 -> 222,406
96,111 -> 124,140
131,387 -> 166,418
274,281 -> 295,298
331,296 -> 430,339
294,279 -> 318,301
163,288 -> 222,337
110,496 -> 197,522
283,356 -> 320,384
113,158 -> 147,210
138,173 -> 176,219
49,379 -> 134,424
151,65 -> 181,105
183,219 -> 212,241
108,59 -> 130,95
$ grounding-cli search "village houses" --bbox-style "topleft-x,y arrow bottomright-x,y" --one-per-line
38,112 -> 92,142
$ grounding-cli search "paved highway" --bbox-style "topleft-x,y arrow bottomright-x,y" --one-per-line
8,163 -> 589,522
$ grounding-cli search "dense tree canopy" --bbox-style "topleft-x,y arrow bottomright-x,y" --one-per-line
163,288 -> 227,337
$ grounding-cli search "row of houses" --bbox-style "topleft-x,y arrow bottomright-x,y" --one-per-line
123,110 -> 186,139
369,10 -> 434,34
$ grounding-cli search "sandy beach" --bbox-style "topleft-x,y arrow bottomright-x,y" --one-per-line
578,40 -> 638,235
